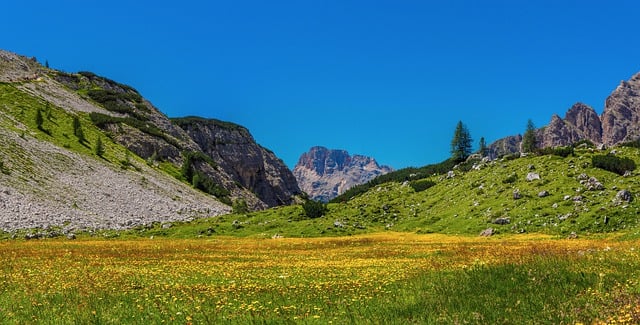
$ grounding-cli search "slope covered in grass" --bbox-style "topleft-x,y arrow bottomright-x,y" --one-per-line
138,146 -> 640,239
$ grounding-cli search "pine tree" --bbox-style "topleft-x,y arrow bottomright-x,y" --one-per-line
479,137 -> 487,157
522,119 -> 537,153
95,137 -> 104,157
450,120 -> 473,162
72,116 -> 85,142
35,109 -> 44,131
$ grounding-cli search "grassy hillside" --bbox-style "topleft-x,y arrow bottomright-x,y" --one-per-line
126,146 -> 640,239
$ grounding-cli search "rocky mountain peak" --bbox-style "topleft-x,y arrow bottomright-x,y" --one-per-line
293,147 -> 393,202
602,72 -> 640,145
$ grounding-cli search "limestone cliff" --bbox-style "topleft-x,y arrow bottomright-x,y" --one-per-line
293,146 -> 393,202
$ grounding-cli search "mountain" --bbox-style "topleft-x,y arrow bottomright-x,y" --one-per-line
293,146 -> 393,202
489,72 -> 640,156
0,49 -> 301,232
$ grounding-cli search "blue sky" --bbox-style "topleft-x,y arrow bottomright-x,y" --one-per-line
3,1 -> 640,169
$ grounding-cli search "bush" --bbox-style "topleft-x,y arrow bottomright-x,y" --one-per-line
592,155 -> 636,176
538,146 -> 574,158
303,200 -> 328,219
502,173 -> 518,184
410,180 -> 436,192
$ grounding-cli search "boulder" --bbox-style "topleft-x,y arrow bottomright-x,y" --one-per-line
526,172 -> 541,181
538,190 -> 550,198
513,189 -> 522,200
616,190 -> 633,202
479,228 -> 494,237
493,217 -> 510,225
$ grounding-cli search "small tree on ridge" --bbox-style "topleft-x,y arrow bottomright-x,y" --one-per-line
450,120 -> 473,162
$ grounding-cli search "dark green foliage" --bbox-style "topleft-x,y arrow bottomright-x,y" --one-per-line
538,146 -> 574,158
478,137 -> 487,157
232,199 -> 249,214
191,171 -> 231,205
181,152 -> 194,181
35,109 -> 44,131
592,155 -> 636,175
450,121 -> 473,162
620,138 -> 640,149
522,119 -> 537,153
573,139 -> 595,149
502,173 -> 517,184
95,137 -> 105,157
303,200 -> 328,219
89,112 -> 178,146
172,116 -> 247,132
331,159 -> 457,203
0,160 -> 9,175
86,89 -> 144,117
72,116 -> 85,142
410,179 -> 436,192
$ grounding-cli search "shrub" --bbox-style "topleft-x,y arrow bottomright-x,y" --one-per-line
538,146 -> 574,158
95,137 -> 105,157
502,173 -> 518,184
410,180 -> 436,192
303,200 -> 328,219
592,155 -> 636,176
620,139 -> 640,149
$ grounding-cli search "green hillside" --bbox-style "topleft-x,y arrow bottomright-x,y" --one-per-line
128,146 -> 640,239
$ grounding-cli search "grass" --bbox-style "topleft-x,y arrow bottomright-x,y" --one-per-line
0,233 -> 638,324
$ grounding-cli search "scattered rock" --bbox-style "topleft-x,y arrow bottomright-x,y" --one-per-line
616,190 -> 633,203
447,171 -> 455,179
572,196 -> 583,202
493,217 -> 510,225
526,172 -> 541,181
528,164 -> 536,170
564,195 -> 572,201
333,221 -> 345,228
552,203 -> 559,208
161,223 -> 172,229
513,189 -> 522,200
583,177 -> 604,191
272,233 -> 283,239
538,190 -> 550,198
577,173 -> 589,181
479,228 -> 494,237
567,232 -> 578,239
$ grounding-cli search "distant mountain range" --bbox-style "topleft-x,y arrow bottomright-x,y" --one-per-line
293,146 -> 393,202
488,72 -> 640,157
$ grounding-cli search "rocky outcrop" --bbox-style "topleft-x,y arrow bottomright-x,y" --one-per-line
602,72 -> 640,145
565,102 -> 602,144
490,72 -> 640,156
173,118 -> 303,207
293,146 -> 393,202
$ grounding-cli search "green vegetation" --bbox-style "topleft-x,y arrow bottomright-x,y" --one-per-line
478,136 -> 487,157
94,137 -> 104,157
180,151 -> 230,204
592,154 -> 636,176
450,120 -> 472,162
302,199 -> 328,218
522,118 -> 538,153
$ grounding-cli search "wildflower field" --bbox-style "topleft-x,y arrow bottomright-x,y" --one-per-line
0,233 -> 639,324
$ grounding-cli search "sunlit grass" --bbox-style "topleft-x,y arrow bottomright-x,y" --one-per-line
0,233 -> 638,323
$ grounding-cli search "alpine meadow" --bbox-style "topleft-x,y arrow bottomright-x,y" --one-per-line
2,41 -> 640,324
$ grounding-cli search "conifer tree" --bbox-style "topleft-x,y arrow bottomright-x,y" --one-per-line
479,137 -> 487,157
35,109 -> 44,131
450,120 -> 473,162
95,137 -> 104,157
522,119 -> 537,153
72,116 -> 85,142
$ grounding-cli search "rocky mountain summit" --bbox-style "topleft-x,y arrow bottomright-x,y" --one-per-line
293,146 -> 393,202
0,49 -> 301,231
489,72 -> 640,157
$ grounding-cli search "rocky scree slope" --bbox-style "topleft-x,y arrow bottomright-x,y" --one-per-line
488,72 -> 640,157
293,146 -> 393,202
0,49 -> 299,231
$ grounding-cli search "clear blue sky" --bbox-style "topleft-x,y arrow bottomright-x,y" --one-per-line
4,1 -> 640,169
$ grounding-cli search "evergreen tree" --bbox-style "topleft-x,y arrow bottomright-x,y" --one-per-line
95,137 -> 105,157
522,119 -> 537,153
35,109 -> 44,131
45,60 -> 49,69
450,120 -> 473,162
479,137 -> 487,157
72,116 -> 85,142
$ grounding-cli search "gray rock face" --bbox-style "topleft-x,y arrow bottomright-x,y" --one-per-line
489,72 -> 640,155
293,146 -> 393,202
174,118 -> 303,207
602,73 -> 640,145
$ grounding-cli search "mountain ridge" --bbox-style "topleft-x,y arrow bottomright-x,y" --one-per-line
293,146 -> 393,202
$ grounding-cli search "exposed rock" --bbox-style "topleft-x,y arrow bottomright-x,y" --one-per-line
526,172 -> 541,181
513,189 -> 522,200
293,146 -> 393,202
175,117 -> 303,207
479,228 -> 494,237
563,103 -> 602,144
567,232 -> 578,239
538,190 -> 550,198
446,170 -> 455,178
602,73 -> 640,145
582,177 -> 604,191
493,217 -> 510,225
616,190 -> 633,202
